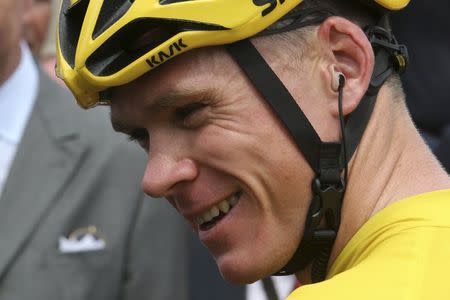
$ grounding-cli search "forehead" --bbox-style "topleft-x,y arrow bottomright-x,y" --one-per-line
110,46 -> 240,127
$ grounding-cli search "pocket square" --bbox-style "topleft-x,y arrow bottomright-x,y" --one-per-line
59,226 -> 106,253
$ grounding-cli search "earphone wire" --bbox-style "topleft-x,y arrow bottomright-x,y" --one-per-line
337,75 -> 349,185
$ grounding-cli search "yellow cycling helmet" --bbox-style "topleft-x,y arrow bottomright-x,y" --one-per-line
56,0 -> 409,109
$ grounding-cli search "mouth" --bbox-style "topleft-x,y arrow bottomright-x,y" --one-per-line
195,191 -> 242,231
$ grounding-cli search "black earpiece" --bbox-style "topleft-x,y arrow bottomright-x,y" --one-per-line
332,72 -> 346,91
337,73 -> 346,89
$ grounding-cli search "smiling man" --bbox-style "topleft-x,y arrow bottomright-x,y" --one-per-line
56,0 -> 450,299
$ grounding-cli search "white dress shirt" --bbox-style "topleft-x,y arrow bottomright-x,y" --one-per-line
0,42 -> 39,195
246,275 -> 296,300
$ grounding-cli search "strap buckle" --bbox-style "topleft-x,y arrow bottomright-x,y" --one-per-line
311,177 -> 344,232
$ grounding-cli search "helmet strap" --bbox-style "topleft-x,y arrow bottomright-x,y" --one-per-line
225,24 -> 408,281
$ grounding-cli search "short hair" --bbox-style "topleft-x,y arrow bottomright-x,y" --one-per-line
297,0 -> 384,27
261,0 -> 393,40
256,0 -> 404,100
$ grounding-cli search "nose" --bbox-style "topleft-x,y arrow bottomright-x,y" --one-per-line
141,153 -> 198,198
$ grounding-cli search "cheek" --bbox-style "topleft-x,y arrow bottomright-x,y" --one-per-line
193,106 -> 314,214
190,111 -> 314,281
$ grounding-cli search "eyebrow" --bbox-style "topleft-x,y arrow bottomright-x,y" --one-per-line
110,87 -> 219,133
146,87 -> 218,113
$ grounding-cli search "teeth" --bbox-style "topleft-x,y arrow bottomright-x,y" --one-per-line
196,215 -> 204,224
229,194 -> 239,206
218,201 -> 230,214
195,193 -> 240,226
203,211 -> 213,222
210,206 -> 220,218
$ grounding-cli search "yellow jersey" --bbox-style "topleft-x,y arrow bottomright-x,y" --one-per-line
287,189 -> 450,300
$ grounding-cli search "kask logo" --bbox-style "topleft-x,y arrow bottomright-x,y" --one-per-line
145,38 -> 188,68
253,0 -> 286,16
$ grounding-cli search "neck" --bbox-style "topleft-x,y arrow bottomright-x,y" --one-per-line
296,85 -> 450,284
331,86 -> 450,267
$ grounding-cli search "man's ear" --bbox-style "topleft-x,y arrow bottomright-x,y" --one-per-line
318,16 -> 374,117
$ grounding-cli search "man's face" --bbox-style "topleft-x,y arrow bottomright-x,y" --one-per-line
24,0 -> 51,56
111,46 -> 316,283
0,0 -> 30,84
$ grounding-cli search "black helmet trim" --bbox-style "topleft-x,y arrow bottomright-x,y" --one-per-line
93,0 -> 133,39
59,0 -> 90,68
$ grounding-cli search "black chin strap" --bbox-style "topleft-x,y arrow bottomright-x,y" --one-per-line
226,24 -> 408,282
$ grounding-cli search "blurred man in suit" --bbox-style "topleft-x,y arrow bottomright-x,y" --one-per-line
0,1 -> 189,299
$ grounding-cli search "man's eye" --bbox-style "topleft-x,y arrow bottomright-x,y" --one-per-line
175,102 -> 208,128
127,128 -> 149,150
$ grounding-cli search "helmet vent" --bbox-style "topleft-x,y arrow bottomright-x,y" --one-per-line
93,0 -> 133,39
87,18 -> 180,76
86,18 -> 227,76
59,0 -> 90,68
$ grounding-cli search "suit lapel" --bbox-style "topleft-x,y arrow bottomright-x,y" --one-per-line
0,74 -> 88,280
